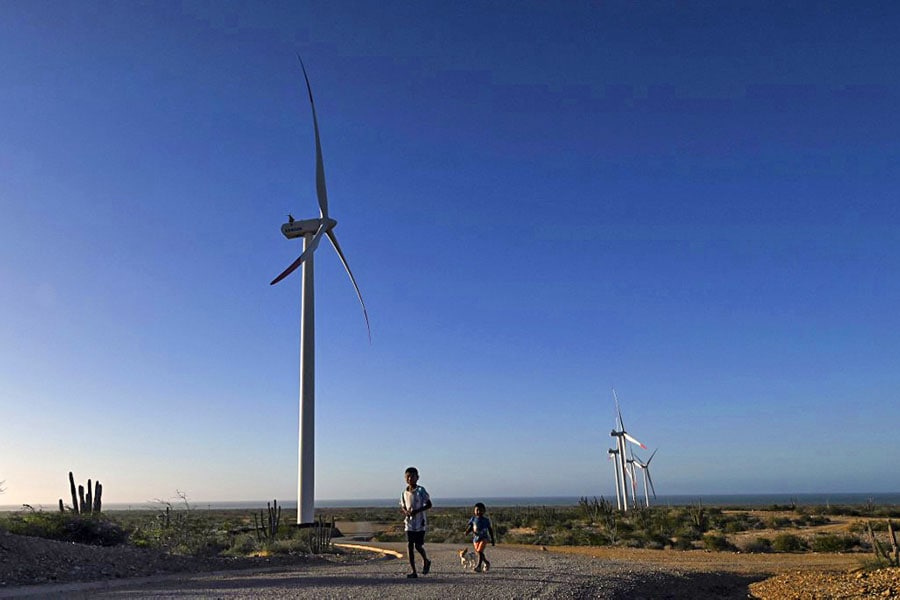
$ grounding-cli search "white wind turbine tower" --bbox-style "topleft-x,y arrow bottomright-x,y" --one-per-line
632,448 -> 658,508
607,448 -> 622,510
625,451 -> 639,505
270,56 -> 370,525
610,389 -> 647,511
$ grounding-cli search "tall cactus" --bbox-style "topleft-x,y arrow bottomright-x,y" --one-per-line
254,499 -> 282,543
93,482 -> 102,512
69,472 -> 78,512
60,472 -> 103,514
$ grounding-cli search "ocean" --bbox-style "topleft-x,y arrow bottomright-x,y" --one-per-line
15,492 -> 891,512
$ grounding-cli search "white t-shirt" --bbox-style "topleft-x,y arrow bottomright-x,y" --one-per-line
400,485 -> 430,532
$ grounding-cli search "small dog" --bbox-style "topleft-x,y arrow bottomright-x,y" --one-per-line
458,548 -> 477,569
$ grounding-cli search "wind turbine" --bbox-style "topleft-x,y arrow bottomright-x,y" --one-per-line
610,389 -> 646,511
632,448 -> 658,507
271,56 -> 370,525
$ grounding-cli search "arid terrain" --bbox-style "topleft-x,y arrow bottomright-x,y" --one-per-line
2,509 -> 898,598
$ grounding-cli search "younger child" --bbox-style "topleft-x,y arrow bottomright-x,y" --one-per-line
464,502 -> 495,572
400,466 -> 432,578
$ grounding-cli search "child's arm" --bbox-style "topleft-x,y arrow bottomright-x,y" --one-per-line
465,520 -> 473,534
409,498 -> 432,516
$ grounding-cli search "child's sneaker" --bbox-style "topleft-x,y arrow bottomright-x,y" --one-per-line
483,563 -> 490,572
422,559 -> 431,575
406,572 -> 418,578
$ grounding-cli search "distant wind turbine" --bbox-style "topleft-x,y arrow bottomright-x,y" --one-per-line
632,448 -> 659,507
610,389 -> 647,511
271,56 -> 370,525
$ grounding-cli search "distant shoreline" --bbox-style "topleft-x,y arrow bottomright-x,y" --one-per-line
4,492 -> 900,512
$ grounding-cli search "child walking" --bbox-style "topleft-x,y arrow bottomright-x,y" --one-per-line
465,502 -> 495,572
400,466 -> 432,578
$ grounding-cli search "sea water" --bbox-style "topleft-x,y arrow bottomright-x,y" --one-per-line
54,492 -> 899,511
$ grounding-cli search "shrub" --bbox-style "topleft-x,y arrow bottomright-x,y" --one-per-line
771,533 -> 806,552
672,537 -> 695,550
222,533 -> 260,556
766,516 -> 793,529
810,534 -> 859,553
702,533 -> 733,552
3,511 -> 127,546
737,536 -> 772,553
129,504 -> 227,556
673,525 -> 701,541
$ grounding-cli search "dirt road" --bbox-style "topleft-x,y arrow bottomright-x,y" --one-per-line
1,542 -> 769,599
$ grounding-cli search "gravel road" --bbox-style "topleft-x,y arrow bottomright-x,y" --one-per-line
1,542 -> 762,599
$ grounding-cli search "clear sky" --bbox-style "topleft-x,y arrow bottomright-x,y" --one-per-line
2,1 -> 898,508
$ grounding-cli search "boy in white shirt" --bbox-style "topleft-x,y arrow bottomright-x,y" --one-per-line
400,466 -> 432,578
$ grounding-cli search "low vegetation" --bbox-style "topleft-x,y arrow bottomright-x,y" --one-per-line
1,496 -> 897,566
365,497 -> 894,560
1,496 -> 338,560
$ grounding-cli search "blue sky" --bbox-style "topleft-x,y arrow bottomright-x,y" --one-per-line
2,1 -> 898,508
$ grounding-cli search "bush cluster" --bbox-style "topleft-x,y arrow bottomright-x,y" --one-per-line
3,511 -> 127,546
810,534 -> 860,553
771,533 -> 806,552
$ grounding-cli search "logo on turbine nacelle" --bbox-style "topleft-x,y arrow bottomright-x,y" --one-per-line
281,217 -> 338,239
281,218 -> 320,239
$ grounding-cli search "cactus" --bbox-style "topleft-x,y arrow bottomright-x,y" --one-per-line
59,472 -> 103,514
93,482 -> 102,512
254,499 -> 283,543
868,519 -> 900,567
304,515 -> 335,553
69,472 -> 78,512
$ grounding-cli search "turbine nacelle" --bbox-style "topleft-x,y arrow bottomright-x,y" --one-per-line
281,217 -> 337,239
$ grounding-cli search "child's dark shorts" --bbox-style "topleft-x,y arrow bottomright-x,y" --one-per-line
406,530 -> 426,545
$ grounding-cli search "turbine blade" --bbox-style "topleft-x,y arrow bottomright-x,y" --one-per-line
326,229 -> 371,342
613,388 -> 625,431
646,448 -> 658,465
613,389 -> 624,431
646,470 -> 657,498
297,55 -> 328,220
623,432 -> 647,449
269,225 -> 326,285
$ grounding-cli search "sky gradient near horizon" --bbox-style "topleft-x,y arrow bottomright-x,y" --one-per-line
2,1 -> 899,508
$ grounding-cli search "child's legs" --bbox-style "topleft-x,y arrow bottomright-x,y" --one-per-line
407,530 -> 427,567
474,539 -> 488,566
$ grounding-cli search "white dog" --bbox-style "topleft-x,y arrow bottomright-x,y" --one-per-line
458,548 -> 477,570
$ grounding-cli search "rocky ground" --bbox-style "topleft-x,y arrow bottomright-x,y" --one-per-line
2,530 -> 899,598
749,568 -> 900,599
0,530 -> 329,588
